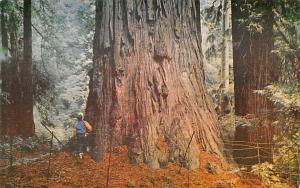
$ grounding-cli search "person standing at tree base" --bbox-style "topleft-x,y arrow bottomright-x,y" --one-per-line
73,112 -> 93,159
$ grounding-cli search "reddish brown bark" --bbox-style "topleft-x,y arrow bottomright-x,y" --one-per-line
232,0 -> 278,165
232,0 -> 278,116
87,0 -> 224,169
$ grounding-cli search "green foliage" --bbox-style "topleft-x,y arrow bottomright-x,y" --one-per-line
273,8 -> 300,81
77,1 -> 95,34
278,0 -> 300,22
1,0 -> 22,38
259,83 -> 300,185
252,163 -> 282,186
233,0 -> 299,79
272,94 -> 300,185
32,0 -> 65,47
235,0 -> 300,80
33,0 -> 64,36
251,162 -> 292,187
30,1 -> 64,107
33,65 -> 56,127
232,0 -> 275,35
273,120 -> 300,184
76,1 -> 95,57
273,82 -> 300,95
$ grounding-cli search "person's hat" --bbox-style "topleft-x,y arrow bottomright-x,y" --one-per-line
77,112 -> 84,119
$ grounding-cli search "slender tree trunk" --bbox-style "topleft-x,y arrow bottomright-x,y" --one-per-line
20,0 -> 34,137
232,0 -> 277,116
219,0 -> 226,113
87,0 -> 224,169
224,0 -> 233,94
220,0 -> 234,115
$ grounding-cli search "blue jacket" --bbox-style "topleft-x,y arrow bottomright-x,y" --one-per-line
76,120 -> 86,134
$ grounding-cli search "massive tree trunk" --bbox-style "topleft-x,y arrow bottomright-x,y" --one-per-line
86,0 -> 224,169
20,0 -> 34,136
232,0 -> 277,116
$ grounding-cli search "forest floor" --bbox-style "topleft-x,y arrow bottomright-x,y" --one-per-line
0,145 -> 264,188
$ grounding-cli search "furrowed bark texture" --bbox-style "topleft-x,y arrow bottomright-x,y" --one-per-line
87,0 -> 223,169
232,0 -> 277,116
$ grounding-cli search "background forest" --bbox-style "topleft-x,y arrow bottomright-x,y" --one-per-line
0,0 -> 299,187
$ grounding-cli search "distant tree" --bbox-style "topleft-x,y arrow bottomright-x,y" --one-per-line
0,0 -> 9,135
0,0 -> 35,136
232,0 -> 300,115
0,0 -> 23,136
232,0 -> 278,116
19,0 -> 34,136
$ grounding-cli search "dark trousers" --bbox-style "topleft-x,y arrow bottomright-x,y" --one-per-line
76,133 -> 86,154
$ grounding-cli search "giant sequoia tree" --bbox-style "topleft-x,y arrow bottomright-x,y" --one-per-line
232,0 -> 277,116
86,0 -> 223,169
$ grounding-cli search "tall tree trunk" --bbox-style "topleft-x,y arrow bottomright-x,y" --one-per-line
220,0 -> 234,115
232,0 -> 277,116
20,0 -> 34,137
224,0 -> 234,94
232,1 -> 277,164
5,9 -> 22,136
87,0 -> 224,169
0,0 -> 9,135
9,10 -> 21,105
219,0 -> 226,113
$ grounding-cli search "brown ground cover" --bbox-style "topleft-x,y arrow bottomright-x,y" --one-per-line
0,146 -> 263,188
